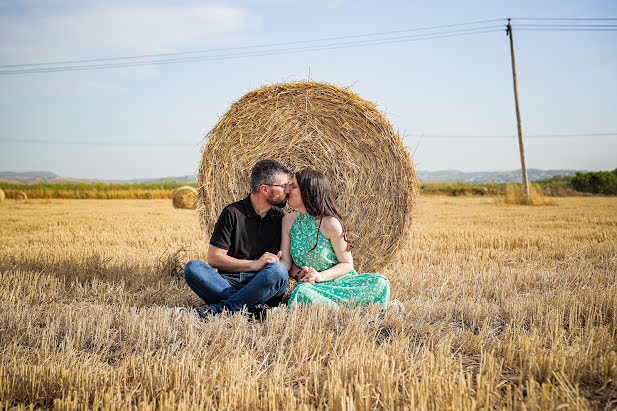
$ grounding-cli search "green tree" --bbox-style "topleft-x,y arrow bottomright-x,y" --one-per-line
571,171 -> 617,195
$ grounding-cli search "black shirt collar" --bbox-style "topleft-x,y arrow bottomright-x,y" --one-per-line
242,194 -> 283,219
241,195 -> 258,218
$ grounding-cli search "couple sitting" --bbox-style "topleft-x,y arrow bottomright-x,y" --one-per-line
184,159 -> 390,318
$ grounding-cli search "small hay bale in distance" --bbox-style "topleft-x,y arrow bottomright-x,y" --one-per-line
198,81 -> 418,272
0,188 -> 5,201
16,191 -> 27,200
172,186 -> 198,209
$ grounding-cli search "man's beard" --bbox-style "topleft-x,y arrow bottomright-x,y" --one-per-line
268,194 -> 288,208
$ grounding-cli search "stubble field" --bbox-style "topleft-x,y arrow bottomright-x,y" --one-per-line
0,196 -> 616,410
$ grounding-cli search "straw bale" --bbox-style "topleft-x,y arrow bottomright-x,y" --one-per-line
16,191 -> 27,200
172,186 -> 198,209
198,81 -> 418,272
0,188 -> 4,201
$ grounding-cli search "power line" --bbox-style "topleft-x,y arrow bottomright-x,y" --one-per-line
513,24 -> 617,27
2,17 -> 614,71
0,137 -> 201,147
0,18 -> 507,69
513,28 -> 617,32
408,132 -> 617,139
3,132 -> 615,146
2,17 -> 615,75
0,26 -> 505,75
0,19 -> 506,70
510,22 -> 617,31
511,17 -> 617,21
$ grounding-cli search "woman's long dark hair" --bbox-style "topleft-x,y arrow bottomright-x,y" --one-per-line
295,169 -> 352,252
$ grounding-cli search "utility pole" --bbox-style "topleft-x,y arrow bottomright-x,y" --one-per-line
506,18 -> 530,199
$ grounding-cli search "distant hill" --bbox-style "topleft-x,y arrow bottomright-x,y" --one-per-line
417,169 -> 583,184
0,171 -> 197,184
1,169 -> 584,185
0,171 -> 60,183
119,175 -> 197,184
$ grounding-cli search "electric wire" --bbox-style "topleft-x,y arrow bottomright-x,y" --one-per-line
2,17 -> 614,71
2,17 -> 615,75
513,28 -> 617,31
1,16 -> 615,148
0,26 -> 505,75
513,24 -> 617,27
408,132 -> 617,139
0,137 -> 199,146
0,18 -> 507,69
3,133 -> 615,146
511,23 -> 617,31
511,17 -> 617,21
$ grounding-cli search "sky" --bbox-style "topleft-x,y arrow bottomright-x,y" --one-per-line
1,0 -> 616,179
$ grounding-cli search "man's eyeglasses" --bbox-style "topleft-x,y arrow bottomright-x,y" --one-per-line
265,183 -> 290,190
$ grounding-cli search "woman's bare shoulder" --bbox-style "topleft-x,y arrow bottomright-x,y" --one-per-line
319,216 -> 343,238
282,211 -> 300,227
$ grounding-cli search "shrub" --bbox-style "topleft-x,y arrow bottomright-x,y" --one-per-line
503,184 -> 555,206
570,171 -> 617,195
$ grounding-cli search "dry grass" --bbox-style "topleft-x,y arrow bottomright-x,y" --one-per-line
503,184 -> 555,206
172,186 -> 198,210
0,196 -> 616,410
0,182 -> 192,200
198,81 -> 418,273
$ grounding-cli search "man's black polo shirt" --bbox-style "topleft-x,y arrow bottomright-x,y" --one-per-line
209,195 -> 284,274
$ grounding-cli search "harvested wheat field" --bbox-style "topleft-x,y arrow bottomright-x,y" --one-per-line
0,197 -> 616,410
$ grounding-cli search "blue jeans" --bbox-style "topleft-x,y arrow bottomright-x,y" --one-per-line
184,260 -> 288,314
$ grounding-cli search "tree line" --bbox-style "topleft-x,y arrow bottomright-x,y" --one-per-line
536,168 -> 617,195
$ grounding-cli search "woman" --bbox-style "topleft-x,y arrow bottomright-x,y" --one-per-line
280,169 -> 390,308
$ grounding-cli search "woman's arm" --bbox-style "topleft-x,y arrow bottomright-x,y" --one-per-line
299,216 -> 354,283
279,212 -> 298,273
290,261 -> 302,281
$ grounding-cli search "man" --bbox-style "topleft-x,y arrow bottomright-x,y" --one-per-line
184,159 -> 290,318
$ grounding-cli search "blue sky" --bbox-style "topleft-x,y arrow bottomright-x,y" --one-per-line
1,0 -> 616,179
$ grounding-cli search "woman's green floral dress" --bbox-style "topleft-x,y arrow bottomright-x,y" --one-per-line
287,213 -> 390,308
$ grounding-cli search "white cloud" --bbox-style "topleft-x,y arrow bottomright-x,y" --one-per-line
0,2 -> 259,63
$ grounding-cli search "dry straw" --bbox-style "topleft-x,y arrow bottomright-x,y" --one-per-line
503,184 -> 555,206
198,81 -> 418,272
172,186 -> 198,209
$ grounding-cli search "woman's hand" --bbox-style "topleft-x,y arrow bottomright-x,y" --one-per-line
298,266 -> 320,283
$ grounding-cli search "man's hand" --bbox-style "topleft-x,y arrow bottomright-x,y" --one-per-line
298,266 -> 320,283
252,251 -> 282,271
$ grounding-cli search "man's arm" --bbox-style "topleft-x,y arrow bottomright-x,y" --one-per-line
207,245 -> 280,273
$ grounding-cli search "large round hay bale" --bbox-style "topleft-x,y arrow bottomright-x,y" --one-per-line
198,81 -> 418,272
16,191 -> 27,200
0,188 -> 5,201
172,186 -> 198,209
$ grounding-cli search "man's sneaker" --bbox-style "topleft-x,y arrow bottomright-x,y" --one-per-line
247,304 -> 270,322
174,306 -> 190,316
195,306 -> 217,321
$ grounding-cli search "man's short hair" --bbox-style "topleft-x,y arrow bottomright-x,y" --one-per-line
250,159 -> 290,193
